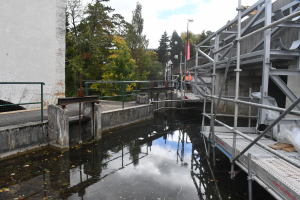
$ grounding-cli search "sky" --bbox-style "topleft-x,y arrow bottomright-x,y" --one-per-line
82,0 -> 267,49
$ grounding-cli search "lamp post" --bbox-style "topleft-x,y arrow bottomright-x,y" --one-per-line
185,18 -> 193,96
186,18 -> 194,71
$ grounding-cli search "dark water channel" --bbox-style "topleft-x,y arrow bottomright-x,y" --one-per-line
0,110 -> 273,200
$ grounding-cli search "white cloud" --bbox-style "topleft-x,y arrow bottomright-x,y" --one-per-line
81,0 -> 263,48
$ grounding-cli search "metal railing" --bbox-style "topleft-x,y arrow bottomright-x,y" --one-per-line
0,82 -> 45,122
85,81 -> 150,109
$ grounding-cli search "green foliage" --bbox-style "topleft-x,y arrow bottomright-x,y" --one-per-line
170,30 -> 184,68
157,31 -> 170,68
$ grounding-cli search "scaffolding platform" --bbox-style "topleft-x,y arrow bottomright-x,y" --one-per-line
202,126 -> 300,200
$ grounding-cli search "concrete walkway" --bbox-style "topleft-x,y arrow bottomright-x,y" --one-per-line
0,100 -> 142,127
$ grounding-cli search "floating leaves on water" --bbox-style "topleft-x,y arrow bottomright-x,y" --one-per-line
72,165 -> 75,168
45,159 -> 48,161
2,188 -> 10,192
0,189 -> 2,192
53,158 -> 57,161
44,169 -> 49,172
24,165 -> 29,167
11,173 -> 15,176
87,150 -> 92,153
228,197 -> 231,199
210,180 -> 218,182
43,197 -> 48,200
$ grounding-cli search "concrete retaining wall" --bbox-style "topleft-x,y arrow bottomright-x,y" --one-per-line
101,104 -> 154,133
0,103 -> 153,159
0,121 -> 48,159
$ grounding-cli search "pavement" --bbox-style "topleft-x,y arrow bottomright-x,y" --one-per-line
0,100 -> 141,127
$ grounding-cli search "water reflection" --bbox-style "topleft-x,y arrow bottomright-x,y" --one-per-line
0,110 -> 271,199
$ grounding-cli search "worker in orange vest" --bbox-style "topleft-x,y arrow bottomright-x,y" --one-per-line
185,71 -> 192,93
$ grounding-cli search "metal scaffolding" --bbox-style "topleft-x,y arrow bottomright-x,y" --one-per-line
190,0 -> 300,199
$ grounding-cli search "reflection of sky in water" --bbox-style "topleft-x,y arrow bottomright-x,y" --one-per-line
69,131 -> 198,200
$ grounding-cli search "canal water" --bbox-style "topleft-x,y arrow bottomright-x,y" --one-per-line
0,110 -> 273,200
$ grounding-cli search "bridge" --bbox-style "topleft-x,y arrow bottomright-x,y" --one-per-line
170,0 -> 300,199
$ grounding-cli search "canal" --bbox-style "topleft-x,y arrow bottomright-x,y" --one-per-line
0,110 -> 274,199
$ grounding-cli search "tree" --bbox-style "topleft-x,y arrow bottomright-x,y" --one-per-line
146,51 -> 163,80
157,31 -> 170,78
170,30 -> 184,68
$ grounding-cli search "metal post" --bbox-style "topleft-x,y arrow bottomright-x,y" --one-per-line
209,33 -> 219,163
201,89 -> 207,132
147,83 -> 150,104
248,88 -> 252,127
122,82 -> 125,109
41,83 -> 44,122
195,49 -> 198,94
135,83 -> 138,102
79,103 -> 81,143
100,83 -> 102,100
85,83 -> 88,96
231,0 -> 242,179
248,153 -> 253,200
260,0 -> 272,124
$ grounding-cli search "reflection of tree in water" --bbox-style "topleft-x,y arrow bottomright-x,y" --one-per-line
128,140 -> 142,167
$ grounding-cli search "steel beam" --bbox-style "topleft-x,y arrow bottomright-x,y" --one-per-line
269,69 -> 300,76
196,0 -> 265,48
197,49 -> 214,63
260,0 -> 272,124
270,75 -> 300,110
277,21 -> 300,28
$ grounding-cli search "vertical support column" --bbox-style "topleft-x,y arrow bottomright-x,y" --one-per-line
85,83 -> 88,96
100,83 -> 102,100
260,0 -> 272,124
231,0 -> 242,179
209,33 -> 219,163
201,88 -> 207,133
248,153 -> 253,200
122,82 -> 125,109
248,88 -> 252,127
41,83 -> 44,122
195,49 -> 198,94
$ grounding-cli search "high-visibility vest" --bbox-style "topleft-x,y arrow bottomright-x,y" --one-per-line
185,75 -> 192,81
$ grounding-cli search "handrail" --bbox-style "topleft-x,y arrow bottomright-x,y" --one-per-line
202,113 -> 300,168
231,96 -> 300,164
85,81 -> 150,109
0,82 -> 45,122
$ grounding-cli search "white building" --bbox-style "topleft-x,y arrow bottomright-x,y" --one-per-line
0,0 -> 66,109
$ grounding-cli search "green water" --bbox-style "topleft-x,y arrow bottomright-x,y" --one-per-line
0,110 -> 273,199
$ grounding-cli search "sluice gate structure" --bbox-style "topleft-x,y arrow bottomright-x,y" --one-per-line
184,0 -> 300,199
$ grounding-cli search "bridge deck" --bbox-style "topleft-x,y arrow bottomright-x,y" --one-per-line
202,126 -> 300,199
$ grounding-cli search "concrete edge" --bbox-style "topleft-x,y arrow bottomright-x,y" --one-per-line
0,121 -> 48,132
0,143 -> 49,161
102,104 -> 151,114
101,115 -> 153,134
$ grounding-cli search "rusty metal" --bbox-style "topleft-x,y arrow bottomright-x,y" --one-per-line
76,73 -> 85,97
57,96 -> 99,106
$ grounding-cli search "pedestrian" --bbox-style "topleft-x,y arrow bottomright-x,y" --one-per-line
185,71 -> 192,93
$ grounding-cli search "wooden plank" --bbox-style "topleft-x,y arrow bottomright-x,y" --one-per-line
274,143 -> 293,148
268,145 -> 282,150
282,146 -> 297,152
